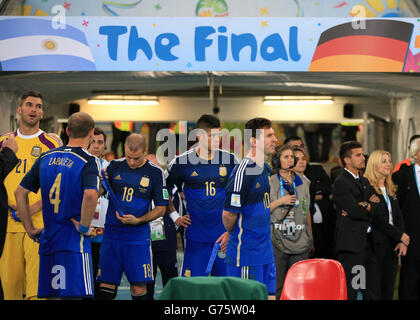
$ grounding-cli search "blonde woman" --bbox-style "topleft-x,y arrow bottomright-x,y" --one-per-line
365,150 -> 409,300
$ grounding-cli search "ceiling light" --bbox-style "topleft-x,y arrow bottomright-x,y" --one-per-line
264,96 -> 334,106
88,96 -> 159,106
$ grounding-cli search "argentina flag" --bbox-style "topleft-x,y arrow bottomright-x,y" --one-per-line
0,18 -> 96,71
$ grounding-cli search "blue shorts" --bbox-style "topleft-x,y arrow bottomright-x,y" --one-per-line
226,262 -> 276,295
97,241 -> 154,286
38,251 -> 94,299
181,239 -> 226,277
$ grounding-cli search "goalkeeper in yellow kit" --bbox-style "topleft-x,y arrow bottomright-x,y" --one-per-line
0,91 -> 60,300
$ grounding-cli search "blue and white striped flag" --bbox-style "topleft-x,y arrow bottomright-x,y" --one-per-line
0,18 -> 95,71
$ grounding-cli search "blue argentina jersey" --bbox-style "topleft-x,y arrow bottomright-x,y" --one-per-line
20,146 -> 100,255
166,149 -> 238,242
103,159 -> 169,244
224,158 -> 274,267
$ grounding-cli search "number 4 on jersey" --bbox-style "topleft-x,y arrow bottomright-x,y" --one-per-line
49,173 -> 62,214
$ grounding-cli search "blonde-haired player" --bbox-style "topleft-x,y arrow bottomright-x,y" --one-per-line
0,90 -> 59,300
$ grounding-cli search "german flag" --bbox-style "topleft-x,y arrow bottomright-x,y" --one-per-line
309,19 -> 413,72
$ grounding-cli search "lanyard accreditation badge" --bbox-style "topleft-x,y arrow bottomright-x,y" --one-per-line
278,174 -> 299,207
414,165 -> 420,197
150,217 -> 166,241
278,174 -> 298,240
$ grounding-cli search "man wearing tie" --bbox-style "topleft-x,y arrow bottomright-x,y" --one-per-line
332,141 -> 379,300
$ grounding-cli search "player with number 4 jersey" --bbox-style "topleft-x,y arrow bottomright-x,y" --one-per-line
16,112 -> 99,299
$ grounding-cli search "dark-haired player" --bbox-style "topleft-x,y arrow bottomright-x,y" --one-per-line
223,117 -> 278,299
0,90 -> 60,299
166,114 -> 238,277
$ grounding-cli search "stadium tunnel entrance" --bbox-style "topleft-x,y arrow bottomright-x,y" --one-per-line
0,71 -> 419,169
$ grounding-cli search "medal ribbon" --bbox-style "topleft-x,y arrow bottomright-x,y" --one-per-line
101,169 -> 125,217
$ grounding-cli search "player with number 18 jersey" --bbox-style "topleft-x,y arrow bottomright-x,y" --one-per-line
97,158 -> 169,287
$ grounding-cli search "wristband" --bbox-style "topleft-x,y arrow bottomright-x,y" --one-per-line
33,230 -> 44,243
169,211 -> 180,223
78,224 -> 90,234
9,206 -> 21,222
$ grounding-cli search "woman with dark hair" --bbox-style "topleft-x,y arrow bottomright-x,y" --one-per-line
270,145 -> 313,299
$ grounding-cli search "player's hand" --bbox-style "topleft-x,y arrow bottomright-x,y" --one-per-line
341,210 -> 348,217
401,233 -> 410,246
175,214 -> 191,228
115,211 -> 140,225
70,218 -> 94,236
216,231 -> 230,254
28,228 -> 44,243
8,204 -> 21,221
100,169 -> 109,181
2,133 -> 18,154
358,202 -> 372,212
9,203 -> 17,214
98,170 -> 108,196
280,195 -> 297,206
369,194 -> 380,203
395,242 -> 407,257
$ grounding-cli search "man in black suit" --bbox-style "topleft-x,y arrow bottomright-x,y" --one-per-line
332,141 -> 379,300
393,137 -> 420,299
0,134 -> 18,257
144,154 -> 179,300
0,134 -> 19,300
